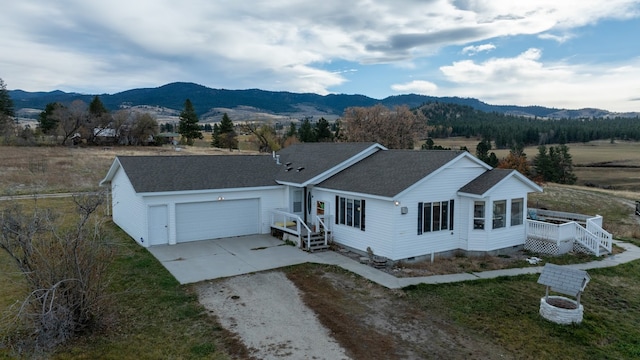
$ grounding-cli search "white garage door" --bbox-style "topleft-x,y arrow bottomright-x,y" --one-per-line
175,199 -> 260,243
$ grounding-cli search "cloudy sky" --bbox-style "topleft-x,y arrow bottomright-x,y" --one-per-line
2,0 -> 640,112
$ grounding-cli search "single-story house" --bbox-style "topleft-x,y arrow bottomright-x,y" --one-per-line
99,142 -> 543,261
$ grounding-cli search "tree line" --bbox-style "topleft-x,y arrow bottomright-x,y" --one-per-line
420,102 -> 640,147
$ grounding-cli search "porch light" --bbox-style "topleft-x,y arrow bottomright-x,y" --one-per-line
394,200 -> 400,206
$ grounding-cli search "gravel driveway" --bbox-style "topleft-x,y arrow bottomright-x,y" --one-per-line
196,272 -> 350,359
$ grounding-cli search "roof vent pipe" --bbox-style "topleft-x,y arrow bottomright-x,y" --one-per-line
275,155 -> 281,165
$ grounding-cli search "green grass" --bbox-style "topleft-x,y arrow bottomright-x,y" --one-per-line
0,199 -> 231,359
49,223 -> 228,359
404,260 -> 640,359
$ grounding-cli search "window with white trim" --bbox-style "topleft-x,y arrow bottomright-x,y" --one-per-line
511,198 -> 524,226
418,200 -> 454,234
335,196 -> 365,231
493,200 -> 506,229
474,201 -> 485,229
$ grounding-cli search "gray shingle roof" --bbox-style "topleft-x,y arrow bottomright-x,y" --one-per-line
538,263 -> 590,297
318,150 -> 464,197
458,168 -> 514,195
117,155 -> 279,193
275,142 -> 380,184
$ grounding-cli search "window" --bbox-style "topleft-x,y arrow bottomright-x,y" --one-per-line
511,198 -> 523,226
292,190 -> 302,213
418,200 -> 454,234
474,201 -> 485,229
493,200 -> 506,229
335,196 -> 365,231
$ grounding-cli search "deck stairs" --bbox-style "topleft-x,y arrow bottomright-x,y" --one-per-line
301,230 -> 330,252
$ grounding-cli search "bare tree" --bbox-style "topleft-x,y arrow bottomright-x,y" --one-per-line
0,193 -> 115,352
340,104 -> 427,149
241,122 -> 281,152
55,100 -> 88,145
130,113 -> 159,145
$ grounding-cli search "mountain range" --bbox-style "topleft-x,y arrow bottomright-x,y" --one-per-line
9,82 -> 639,122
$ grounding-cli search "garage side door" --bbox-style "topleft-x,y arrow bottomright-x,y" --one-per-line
175,199 -> 260,243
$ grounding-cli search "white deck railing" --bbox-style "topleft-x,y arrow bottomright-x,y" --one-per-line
270,209 -> 311,248
526,215 -> 612,257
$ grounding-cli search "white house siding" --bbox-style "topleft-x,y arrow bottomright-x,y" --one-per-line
467,177 -> 533,252
110,168 -> 146,246
390,162 -> 488,260
135,187 -> 285,246
313,189 -> 395,259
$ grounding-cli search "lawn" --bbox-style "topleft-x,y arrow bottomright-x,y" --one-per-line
404,260 -> 640,359
0,197 -> 242,359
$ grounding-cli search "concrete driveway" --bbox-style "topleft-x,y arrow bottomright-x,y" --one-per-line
147,234 -> 321,284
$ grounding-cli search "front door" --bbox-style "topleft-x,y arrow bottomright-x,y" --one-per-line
148,205 -> 169,246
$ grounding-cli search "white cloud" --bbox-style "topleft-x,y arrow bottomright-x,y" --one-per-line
438,49 -> 640,111
462,43 -> 496,56
0,0 -> 639,112
391,80 -> 438,94
538,32 -> 575,43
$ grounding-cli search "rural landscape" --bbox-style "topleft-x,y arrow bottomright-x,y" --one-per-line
1,76 -> 640,359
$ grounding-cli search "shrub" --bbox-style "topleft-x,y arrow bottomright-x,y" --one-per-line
0,193 -> 115,353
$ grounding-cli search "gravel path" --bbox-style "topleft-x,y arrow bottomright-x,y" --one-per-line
196,272 -> 350,360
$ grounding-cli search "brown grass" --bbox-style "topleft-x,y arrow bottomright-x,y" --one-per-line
430,138 -> 640,166
0,145 -> 260,196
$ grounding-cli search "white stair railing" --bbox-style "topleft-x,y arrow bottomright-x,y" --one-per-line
586,217 -> 612,253
573,223 -> 600,257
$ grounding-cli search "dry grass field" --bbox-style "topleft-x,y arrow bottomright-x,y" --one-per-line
0,143 -> 260,196
430,138 -> 640,191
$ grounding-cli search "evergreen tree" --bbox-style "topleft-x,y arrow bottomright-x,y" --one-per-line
0,78 -> 14,117
0,78 -> 15,139
38,102 -> 63,134
178,99 -> 202,145
298,118 -> 316,142
533,144 -> 576,184
315,117 -> 333,142
211,113 -> 237,149
88,95 -> 108,117
286,122 -> 297,138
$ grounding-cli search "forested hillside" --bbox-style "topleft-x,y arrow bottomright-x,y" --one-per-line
420,102 -> 640,148
11,82 -> 640,119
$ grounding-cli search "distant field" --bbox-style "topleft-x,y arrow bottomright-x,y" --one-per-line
0,144 -> 260,196
2,139 -> 639,195
430,138 -> 640,191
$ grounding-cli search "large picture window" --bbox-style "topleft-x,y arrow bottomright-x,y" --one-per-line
511,198 -> 523,226
335,196 -> 365,231
418,200 -> 454,234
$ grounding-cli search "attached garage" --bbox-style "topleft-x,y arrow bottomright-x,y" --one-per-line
175,199 -> 260,243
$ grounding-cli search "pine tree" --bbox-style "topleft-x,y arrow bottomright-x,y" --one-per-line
88,95 -> 108,117
211,113 -> 237,149
38,102 -> 63,134
0,78 -> 14,117
298,118 -> 315,142
178,99 -> 202,145
286,122 -> 297,138
315,117 -> 333,142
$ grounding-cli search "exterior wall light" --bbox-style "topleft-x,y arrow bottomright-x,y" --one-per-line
217,196 -> 224,201
394,200 -> 400,206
